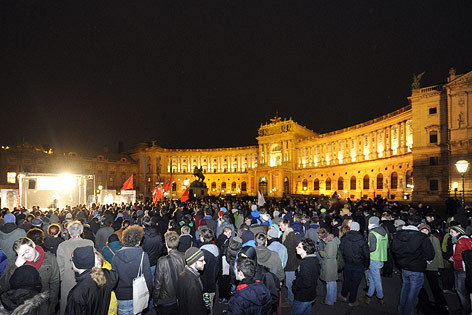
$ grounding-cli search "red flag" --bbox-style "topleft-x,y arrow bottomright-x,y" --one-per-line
163,173 -> 173,193
181,188 -> 189,203
120,175 -> 134,191
152,184 -> 163,205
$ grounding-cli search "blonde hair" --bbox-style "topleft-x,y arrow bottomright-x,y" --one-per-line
91,249 -> 106,287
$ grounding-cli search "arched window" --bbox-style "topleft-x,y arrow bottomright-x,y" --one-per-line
259,177 -> 268,195
313,179 -> 320,191
391,172 -> 398,189
338,177 -> 344,191
231,182 -> 237,191
302,179 -> 308,191
283,177 -> 289,194
221,182 -> 226,191
406,170 -> 413,187
211,182 -> 216,191
363,175 -> 370,190
241,181 -> 247,192
377,174 -> 383,190
326,178 -> 331,191
350,176 -> 356,190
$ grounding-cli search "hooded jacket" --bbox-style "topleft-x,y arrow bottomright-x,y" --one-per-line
0,224 -> 26,260
319,237 -> 340,282
340,231 -> 370,268
255,246 -> 285,281
200,243 -> 220,293
0,290 -> 49,315
142,226 -> 164,266
102,241 -> 123,264
392,226 -> 435,272
111,247 -> 152,300
228,278 -> 272,315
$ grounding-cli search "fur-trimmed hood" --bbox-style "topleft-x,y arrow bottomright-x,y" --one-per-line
0,291 -> 48,315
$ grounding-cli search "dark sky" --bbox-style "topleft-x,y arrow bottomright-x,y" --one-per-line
1,0 -> 472,154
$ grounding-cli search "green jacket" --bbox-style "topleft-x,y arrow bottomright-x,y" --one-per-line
426,235 -> 444,271
0,249 -> 59,315
319,237 -> 340,282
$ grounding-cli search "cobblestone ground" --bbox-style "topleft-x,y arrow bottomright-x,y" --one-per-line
147,271 -> 461,315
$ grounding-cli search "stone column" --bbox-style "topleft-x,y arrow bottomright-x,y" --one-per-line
401,121 -> 408,153
385,126 -> 392,156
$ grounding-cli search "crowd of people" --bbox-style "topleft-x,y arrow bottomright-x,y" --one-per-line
0,195 -> 470,315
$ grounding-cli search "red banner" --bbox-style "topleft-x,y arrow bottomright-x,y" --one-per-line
120,174 -> 134,191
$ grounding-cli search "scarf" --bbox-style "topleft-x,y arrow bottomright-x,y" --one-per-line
26,245 -> 45,270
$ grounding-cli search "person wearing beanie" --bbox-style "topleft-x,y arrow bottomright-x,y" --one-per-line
0,265 -> 49,314
0,213 -> 26,261
177,247 -> 207,315
360,215 -> 388,305
199,228 -> 220,315
339,221 -> 370,306
102,233 -> 123,264
56,220 -> 94,315
241,230 -> 256,248
392,216 -> 435,315
0,236 -> 60,314
450,224 -> 472,314
66,246 -> 118,315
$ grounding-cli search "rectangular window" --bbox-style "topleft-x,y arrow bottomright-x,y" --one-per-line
7,172 -> 16,184
430,179 -> 439,191
429,157 -> 439,165
429,131 -> 438,144
429,107 -> 437,115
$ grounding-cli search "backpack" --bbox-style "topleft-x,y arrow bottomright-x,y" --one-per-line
256,266 -> 280,312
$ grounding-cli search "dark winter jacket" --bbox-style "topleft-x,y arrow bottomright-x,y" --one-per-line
65,268 -> 117,315
292,254 -> 319,302
43,236 -> 64,256
228,278 -> 272,315
142,227 -> 164,266
95,226 -> 114,254
176,266 -> 207,315
340,231 -> 370,268
102,241 -> 123,264
111,247 -> 152,300
178,234 -> 194,253
282,229 -> 301,271
0,290 -> 49,315
392,226 -> 435,272
200,243 -> 220,293
152,250 -> 186,306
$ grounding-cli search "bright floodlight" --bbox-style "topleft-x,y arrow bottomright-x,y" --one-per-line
455,160 -> 470,174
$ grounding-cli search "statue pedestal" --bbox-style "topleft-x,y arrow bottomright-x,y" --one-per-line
189,187 -> 208,199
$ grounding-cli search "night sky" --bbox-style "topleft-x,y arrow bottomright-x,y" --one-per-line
1,1 -> 472,155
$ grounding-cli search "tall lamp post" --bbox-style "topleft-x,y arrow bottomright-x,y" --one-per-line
455,160 -> 470,207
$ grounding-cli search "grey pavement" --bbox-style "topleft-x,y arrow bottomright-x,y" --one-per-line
146,271 -> 461,315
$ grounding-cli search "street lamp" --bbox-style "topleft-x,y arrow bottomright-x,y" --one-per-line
455,160 -> 469,207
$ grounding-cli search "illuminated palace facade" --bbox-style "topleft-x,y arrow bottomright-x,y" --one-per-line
0,69 -> 470,207
130,69 -> 472,206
